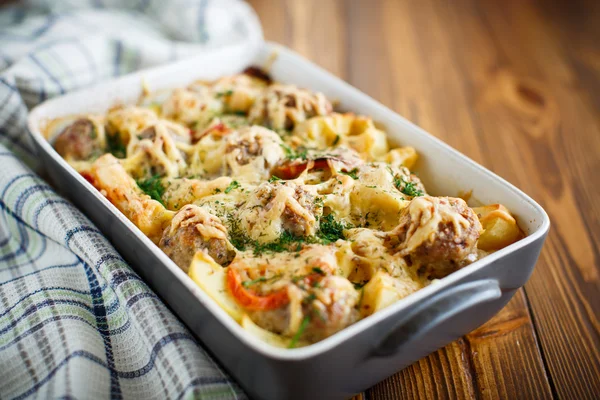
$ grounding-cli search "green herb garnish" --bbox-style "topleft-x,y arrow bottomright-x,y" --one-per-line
340,168 -> 359,180
106,133 -> 126,158
312,267 -> 325,275
216,90 -> 233,98
224,180 -> 240,194
253,231 -> 310,255
136,175 -> 165,205
280,144 -> 309,160
332,134 -> 340,146
227,215 -> 250,250
303,293 -> 317,304
296,148 -> 309,161
353,281 -> 367,290
268,175 -> 282,183
229,212 -> 349,255
394,176 -> 423,197
288,315 -> 310,348
317,214 -> 348,244
242,274 -> 282,288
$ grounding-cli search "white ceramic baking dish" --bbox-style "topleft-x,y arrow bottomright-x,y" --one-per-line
28,41 -> 550,400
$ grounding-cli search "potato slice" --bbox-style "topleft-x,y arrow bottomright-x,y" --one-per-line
241,314 -> 308,348
360,270 -> 421,317
188,252 -> 244,322
473,204 -> 524,251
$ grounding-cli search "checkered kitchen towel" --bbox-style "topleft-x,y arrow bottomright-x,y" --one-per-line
0,1 -> 262,398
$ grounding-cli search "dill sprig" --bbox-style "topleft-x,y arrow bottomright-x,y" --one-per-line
241,274 -> 282,288
136,175 -> 165,205
288,315 -> 310,349
340,168 -> 359,180
224,180 -> 240,194
393,176 -> 424,197
316,214 -> 348,244
106,133 -> 126,158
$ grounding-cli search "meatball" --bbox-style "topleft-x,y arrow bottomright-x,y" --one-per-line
299,275 -> 360,342
54,118 -> 102,160
385,196 -> 482,279
159,205 -> 236,272
248,274 -> 359,343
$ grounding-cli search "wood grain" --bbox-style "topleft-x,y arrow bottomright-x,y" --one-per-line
248,0 -> 600,398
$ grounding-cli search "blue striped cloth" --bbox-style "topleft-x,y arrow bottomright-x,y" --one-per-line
0,1 -> 261,398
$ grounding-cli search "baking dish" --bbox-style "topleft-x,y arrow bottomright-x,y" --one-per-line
28,41 -> 550,400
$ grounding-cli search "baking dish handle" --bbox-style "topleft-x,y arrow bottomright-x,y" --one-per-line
373,279 -> 501,357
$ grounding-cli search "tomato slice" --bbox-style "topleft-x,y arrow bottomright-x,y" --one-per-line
192,122 -> 229,143
226,268 -> 290,311
272,158 -> 330,180
80,172 -> 96,187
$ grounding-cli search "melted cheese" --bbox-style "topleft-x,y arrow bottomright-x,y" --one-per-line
49,71 -> 521,347
90,154 -> 173,242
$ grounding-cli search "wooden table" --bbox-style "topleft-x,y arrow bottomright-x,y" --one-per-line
247,0 -> 600,398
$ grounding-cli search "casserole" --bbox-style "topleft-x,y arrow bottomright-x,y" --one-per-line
28,42 -> 550,400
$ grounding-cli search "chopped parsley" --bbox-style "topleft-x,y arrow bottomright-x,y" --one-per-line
106,133 -> 126,158
241,274 -> 282,288
214,188 -> 222,194
288,315 -> 310,348
268,175 -> 282,183
280,144 -> 309,161
403,181 -> 424,197
253,231 -> 308,255
228,218 -> 249,251
332,134 -> 340,146
136,175 -> 165,205
353,281 -> 367,290
222,116 -> 248,129
394,176 -> 424,197
317,214 -> 348,244
216,90 -> 233,98
340,168 -> 359,180
312,267 -> 325,275
224,180 -> 240,194
228,213 -> 349,254
303,293 -> 317,304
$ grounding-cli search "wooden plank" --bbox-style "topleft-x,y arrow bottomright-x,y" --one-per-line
367,339 -> 478,399
344,0 -> 554,398
247,0 -> 600,398
443,0 -> 600,397
467,291 -> 552,399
